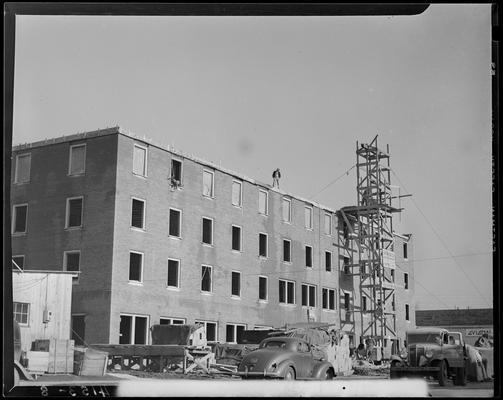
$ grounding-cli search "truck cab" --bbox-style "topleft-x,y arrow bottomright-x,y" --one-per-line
390,327 -> 467,386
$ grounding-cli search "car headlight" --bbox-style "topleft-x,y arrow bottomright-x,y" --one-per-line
425,350 -> 433,358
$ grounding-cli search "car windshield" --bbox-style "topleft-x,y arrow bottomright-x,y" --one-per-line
408,333 -> 441,345
262,340 -> 287,349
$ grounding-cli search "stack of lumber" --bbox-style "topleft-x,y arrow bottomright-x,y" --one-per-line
74,347 -> 109,376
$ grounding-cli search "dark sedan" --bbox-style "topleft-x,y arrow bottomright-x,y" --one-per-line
237,336 -> 335,380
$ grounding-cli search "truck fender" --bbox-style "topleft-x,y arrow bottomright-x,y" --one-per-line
390,355 -> 403,367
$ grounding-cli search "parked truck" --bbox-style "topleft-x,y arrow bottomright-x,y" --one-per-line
390,327 -> 467,386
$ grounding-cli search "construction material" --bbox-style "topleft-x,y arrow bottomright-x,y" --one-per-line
74,347 -> 108,376
90,344 -> 213,374
48,339 -> 75,374
151,324 -> 206,347
26,351 -> 49,373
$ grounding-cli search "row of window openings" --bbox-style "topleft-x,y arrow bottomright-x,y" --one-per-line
12,198 -> 83,234
15,143 -> 334,233
133,145 -> 335,233
118,314 -> 264,344
14,144 -> 86,184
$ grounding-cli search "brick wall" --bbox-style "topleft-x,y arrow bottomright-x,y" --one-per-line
11,134 -> 118,343
109,134 -> 339,343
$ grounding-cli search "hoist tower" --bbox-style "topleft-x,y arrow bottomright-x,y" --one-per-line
338,135 -> 402,346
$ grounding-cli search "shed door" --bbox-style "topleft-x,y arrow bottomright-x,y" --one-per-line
71,315 -> 86,346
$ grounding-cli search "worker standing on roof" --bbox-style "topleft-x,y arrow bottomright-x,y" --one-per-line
272,168 -> 281,188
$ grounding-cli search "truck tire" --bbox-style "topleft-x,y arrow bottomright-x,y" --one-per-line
454,366 -> 467,386
438,360 -> 448,387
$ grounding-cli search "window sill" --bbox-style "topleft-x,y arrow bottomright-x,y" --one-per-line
202,243 -> 214,248
169,235 -> 182,240
65,226 -> 83,231
301,305 -> 316,310
283,261 -> 292,265
13,181 -> 30,185
322,308 -> 336,313
231,249 -> 242,254
258,213 -> 268,217
130,227 -> 146,232
279,303 -> 296,307
306,227 -> 314,231
232,204 -> 242,209
12,232 -> 27,237
282,220 -> 292,225
132,172 -> 148,179
67,173 -> 85,177
166,286 -> 180,292
202,195 -> 215,200
128,281 -> 143,286
200,291 -> 213,296
231,295 -> 241,300
258,256 -> 268,260
258,299 -> 268,304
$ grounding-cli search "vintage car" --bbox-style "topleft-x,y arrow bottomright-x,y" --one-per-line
237,336 -> 335,380
390,327 -> 467,386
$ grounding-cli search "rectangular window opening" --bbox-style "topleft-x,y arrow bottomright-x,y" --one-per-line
13,302 -> 29,325
12,256 -> 25,270
66,197 -> 83,228
131,198 -> 145,229
232,225 -> 242,251
203,170 -> 214,197
279,279 -> 295,305
201,265 -> 212,293
167,259 -> 180,288
129,252 -> 143,283
202,218 -> 213,245
64,251 -> 81,283
133,144 -> 147,176
282,198 -> 291,222
15,153 -> 31,183
283,240 -> 291,263
169,209 -> 181,237
231,271 -> 241,297
258,190 -> 268,215
13,204 -> 28,234
232,181 -> 242,207
259,276 -> 268,301
305,206 -> 313,229
69,144 -> 86,175
259,233 -> 268,258
171,159 -> 182,184
324,213 -> 332,235
305,246 -> 313,268
325,251 -> 332,272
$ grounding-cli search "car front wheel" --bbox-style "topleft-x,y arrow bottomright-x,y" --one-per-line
284,367 -> 296,380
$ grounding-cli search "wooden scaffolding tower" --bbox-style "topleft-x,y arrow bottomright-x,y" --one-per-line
339,135 -> 401,346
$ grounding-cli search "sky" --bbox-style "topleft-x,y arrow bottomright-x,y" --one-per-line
11,4 -> 493,310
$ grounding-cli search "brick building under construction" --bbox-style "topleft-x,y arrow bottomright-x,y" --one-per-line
10,127 -> 415,351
